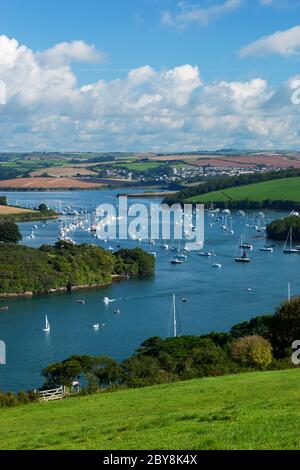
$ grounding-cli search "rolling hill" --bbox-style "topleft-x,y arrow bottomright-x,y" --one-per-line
185,177 -> 300,204
1,369 -> 300,450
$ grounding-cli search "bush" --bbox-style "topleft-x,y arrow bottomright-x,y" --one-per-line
269,298 -> 300,358
0,196 -> 7,206
0,221 -> 22,243
0,390 -> 37,408
267,216 -> 300,241
230,335 -> 273,368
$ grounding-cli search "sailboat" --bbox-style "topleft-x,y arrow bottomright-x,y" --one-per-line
283,228 -> 299,254
235,236 -> 251,263
42,315 -> 50,333
170,294 -> 181,338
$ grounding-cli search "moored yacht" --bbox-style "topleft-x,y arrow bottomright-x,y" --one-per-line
283,228 -> 299,254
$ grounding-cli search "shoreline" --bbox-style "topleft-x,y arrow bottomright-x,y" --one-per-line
0,275 -> 128,299
118,191 -> 175,198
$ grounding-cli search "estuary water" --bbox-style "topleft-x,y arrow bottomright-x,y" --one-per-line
0,189 -> 297,391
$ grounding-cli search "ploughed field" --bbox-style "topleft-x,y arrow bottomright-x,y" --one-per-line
185,177 -> 300,204
30,166 -> 99,178
1,369 -> 299,450
0,177 -> 103,190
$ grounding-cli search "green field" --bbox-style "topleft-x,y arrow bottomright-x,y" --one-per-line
115,162 -> 162,171
1,369 -> 300,450
185,177 -> 300,203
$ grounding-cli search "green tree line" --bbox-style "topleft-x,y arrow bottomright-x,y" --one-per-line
0,243 -> 155,295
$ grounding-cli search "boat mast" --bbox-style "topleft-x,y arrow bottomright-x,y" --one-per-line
173,294 -> 177,338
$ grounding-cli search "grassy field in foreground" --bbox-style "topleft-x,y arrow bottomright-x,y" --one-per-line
1,369 -> 300,450
185,177 -> 300,204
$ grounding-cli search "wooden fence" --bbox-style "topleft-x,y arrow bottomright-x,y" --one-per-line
38,386 -> 66,402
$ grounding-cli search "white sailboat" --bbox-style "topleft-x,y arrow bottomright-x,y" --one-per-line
283,228 -> 299,254
171,294 -> 181,338
235,236 -> 251,263
173,294 -> 177,338
42,315 -> 50,333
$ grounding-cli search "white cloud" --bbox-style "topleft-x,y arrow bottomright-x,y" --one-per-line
161,0 -> 241,29
1,35 -> 300,151
240,25 -> 300,57
37,40 -> 105,67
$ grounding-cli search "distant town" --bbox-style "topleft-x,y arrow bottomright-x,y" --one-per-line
0,150 -> 299,189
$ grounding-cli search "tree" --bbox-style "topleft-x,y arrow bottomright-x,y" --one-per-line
188,340 -> 233,378
42,360 -> 82,387
94,356 -> 123,387
0,221 -> 22,243
269,297 -> 300,357
122,356 -> 168,388
230,335 -> 273,367
0,196 -> 7,206
230,315 -> 272,339
38,203 -> 48,213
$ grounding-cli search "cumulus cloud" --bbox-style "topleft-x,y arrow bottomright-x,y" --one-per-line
161,0 -> 241,29
240,25 -> 300,57
0,35 -> 300,151
37,40 -> 105,67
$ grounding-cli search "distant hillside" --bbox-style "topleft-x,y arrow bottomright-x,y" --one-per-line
1,369 -> 299,450
163,171 -> 300,210
186,177 -> 300,204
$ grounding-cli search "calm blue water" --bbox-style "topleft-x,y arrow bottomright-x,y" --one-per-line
0,190 -> 297,391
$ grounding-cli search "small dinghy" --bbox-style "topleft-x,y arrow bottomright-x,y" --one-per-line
212,263 -> 223,269
170,259 -> 183,265
260,247 -> 274,252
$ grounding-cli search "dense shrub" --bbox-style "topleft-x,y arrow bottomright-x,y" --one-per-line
0,196 -> 7,206
0,390 -> 37,408
230,335 -> 273,368
0,243 -> 154,295
0,221 -> 22,243
114,248 -> 155,275
267,216 -> 300,241
268,298 -> 300,358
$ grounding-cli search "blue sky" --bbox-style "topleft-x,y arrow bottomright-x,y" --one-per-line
1,0 -> 300,151
2,0 -> 300,84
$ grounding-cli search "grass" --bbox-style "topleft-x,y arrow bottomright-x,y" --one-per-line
1,369 -> 300,450
185,177 -> 300,204
0,205 -> 36,215
115,162 -> 162,171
